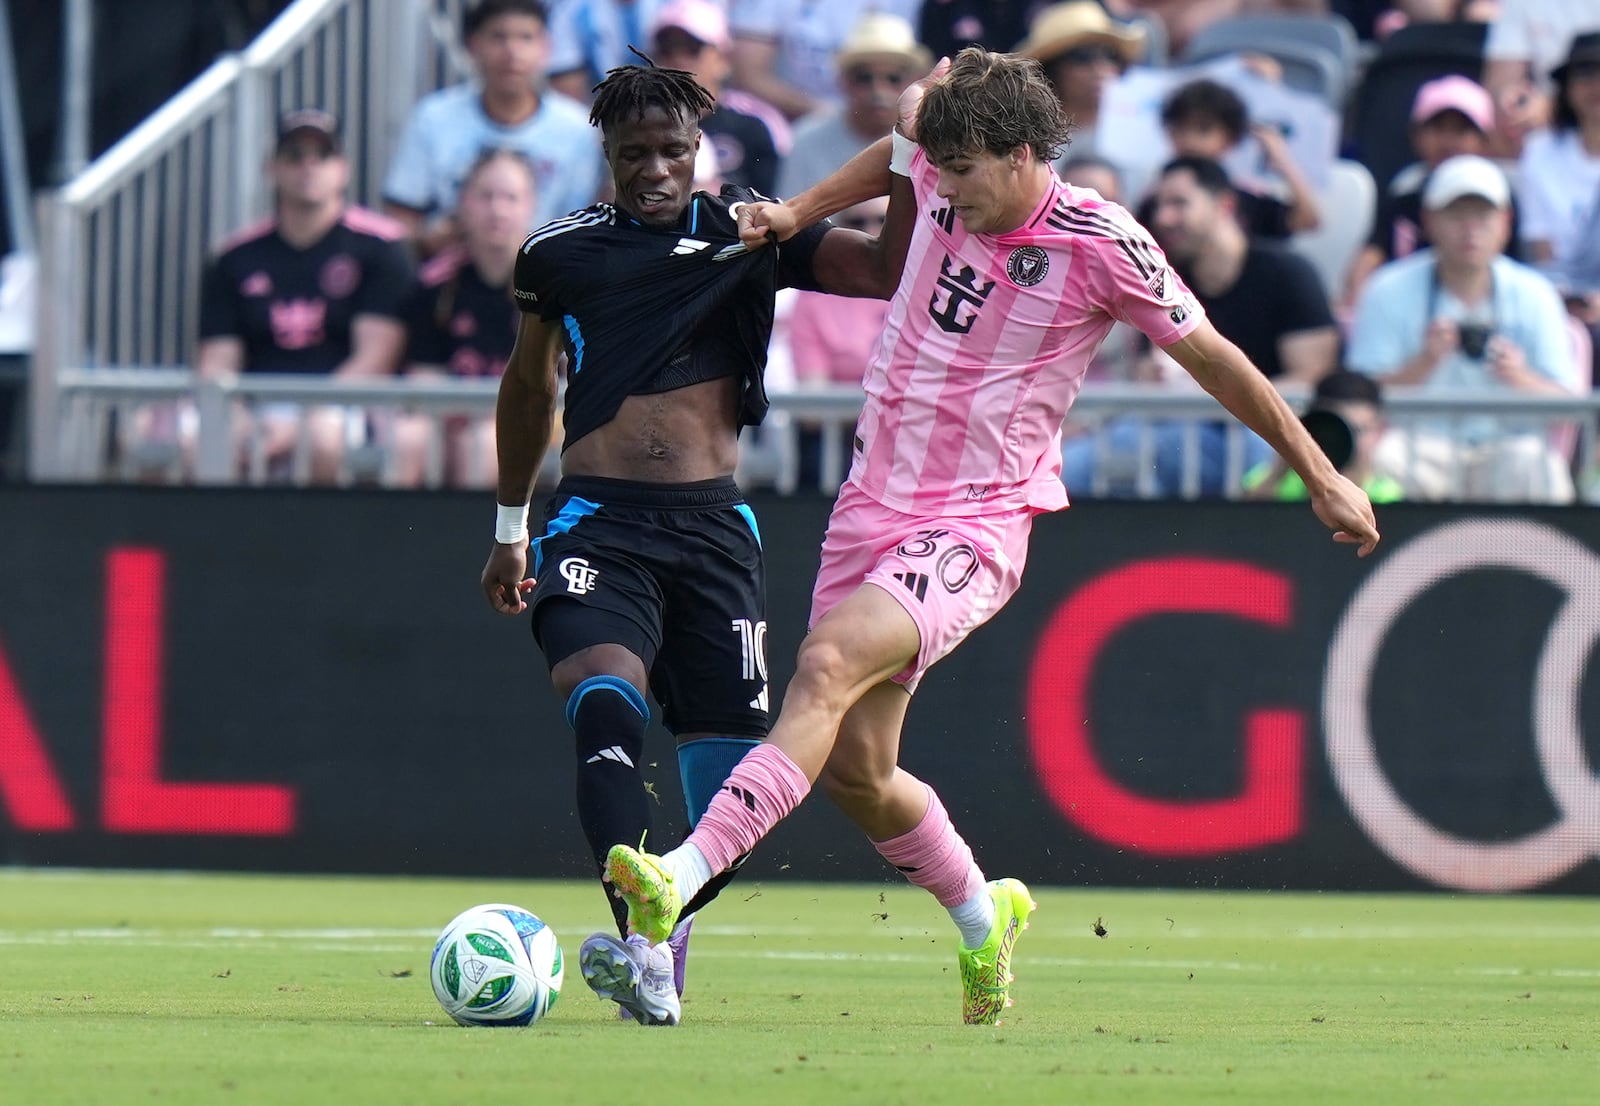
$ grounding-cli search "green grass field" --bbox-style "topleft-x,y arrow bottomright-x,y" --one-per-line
1,869 -> 1594,1105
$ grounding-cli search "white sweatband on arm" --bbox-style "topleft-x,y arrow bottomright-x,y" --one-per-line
495,502 -> 530,545
890,130 -> 917,177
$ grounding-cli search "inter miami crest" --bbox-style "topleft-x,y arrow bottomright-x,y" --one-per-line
1006,246 -> 1048,287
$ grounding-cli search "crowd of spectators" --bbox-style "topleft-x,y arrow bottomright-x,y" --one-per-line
142,0 -> 1600,502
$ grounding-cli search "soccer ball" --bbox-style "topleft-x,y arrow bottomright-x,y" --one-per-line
429,903 -> 564,1026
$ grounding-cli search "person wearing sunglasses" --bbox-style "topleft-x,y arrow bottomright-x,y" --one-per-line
777,13 -> 932,201
729,0 -> 924,122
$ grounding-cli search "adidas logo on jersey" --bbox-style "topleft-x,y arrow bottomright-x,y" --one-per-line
711,242 -> 750,262
672,238 -> 710,256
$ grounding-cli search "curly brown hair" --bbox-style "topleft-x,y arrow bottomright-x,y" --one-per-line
916,47 -> 1072,165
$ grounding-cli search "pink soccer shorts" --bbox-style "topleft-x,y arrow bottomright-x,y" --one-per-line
808,479 -> 1036,693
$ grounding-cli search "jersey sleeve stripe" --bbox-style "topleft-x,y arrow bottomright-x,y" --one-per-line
522,208 -> 613,251
1047,207 -> 1165,279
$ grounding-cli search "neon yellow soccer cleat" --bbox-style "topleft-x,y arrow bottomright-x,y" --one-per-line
605,843 -> 682,946
957,877 -> 1035,1025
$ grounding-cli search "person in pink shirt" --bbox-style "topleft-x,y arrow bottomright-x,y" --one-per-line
605,49 -> 1381,1025
787,196 -> 892,485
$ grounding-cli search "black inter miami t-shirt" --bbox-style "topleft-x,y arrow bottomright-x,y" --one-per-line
198,210 -> 415,373
514,184 -> 830,449
403,249 -> 518,378
702,105 -> 782,198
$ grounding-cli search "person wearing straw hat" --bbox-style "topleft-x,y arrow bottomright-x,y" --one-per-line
1015,1 -> 1145,167
778,13 -> 933,199
730,0 -> 923,121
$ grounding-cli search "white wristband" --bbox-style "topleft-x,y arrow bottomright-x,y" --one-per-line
890,130 -> 917,177
495,502 -> 530,545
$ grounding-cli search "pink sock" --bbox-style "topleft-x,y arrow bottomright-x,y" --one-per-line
874,784 -> 985,907
685,744 -> 811,871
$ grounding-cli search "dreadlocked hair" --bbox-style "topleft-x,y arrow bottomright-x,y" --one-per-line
589,51 -> 716,132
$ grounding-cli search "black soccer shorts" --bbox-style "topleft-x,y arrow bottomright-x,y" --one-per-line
527,475 -> 770,737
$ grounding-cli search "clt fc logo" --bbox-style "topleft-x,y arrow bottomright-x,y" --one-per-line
559,557 -> 599,595
1026,520 -> 1600,893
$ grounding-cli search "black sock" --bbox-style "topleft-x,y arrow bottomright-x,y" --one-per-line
569,678 -> 650,936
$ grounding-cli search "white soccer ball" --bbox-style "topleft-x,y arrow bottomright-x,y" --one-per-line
429,903 -> 564,1026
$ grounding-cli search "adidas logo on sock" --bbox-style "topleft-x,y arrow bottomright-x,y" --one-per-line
586,746 -> 635,767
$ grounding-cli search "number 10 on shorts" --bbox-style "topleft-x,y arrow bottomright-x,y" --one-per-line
730,618 -> 768,682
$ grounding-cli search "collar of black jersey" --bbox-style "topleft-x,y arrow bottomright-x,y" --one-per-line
615,194 -> 709,233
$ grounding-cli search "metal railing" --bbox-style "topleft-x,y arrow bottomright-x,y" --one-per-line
31,0 -> 470,481
40,372 -> 1600,500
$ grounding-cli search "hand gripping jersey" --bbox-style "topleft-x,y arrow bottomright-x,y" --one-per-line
513,184 -> 828,449
851,147 -> 1206,516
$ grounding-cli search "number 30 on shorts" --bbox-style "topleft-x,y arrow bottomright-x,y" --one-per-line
896,530 -> 980,594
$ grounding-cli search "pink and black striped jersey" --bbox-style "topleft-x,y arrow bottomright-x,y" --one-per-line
849,147 -> 1206,516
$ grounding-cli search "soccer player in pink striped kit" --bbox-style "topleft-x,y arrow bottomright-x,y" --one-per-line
609,49 -> 1381,1025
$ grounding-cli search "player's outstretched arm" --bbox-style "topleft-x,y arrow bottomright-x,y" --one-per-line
738,136 -> 895,247
1162,320 -> 1381,557
482,314 -> 563,614
808,169 -> 916,299
743,59 -> 950,298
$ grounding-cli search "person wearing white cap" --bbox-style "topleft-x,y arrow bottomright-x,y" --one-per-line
1348,154 -> 1580,503
1342,74 -> 1523,311
777,13 -> 932,200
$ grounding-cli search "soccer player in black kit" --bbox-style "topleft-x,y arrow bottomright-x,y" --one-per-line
479,62 -> 911,1025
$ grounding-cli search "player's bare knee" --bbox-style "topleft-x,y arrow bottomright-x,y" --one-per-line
790,636 -> 859,713
549,643 -> 648,700
817,759 -> 890,812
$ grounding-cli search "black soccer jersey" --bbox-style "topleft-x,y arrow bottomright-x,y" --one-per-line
198,208 -> 415,374
403,248 -> 518,378
512,184 -> 829,449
